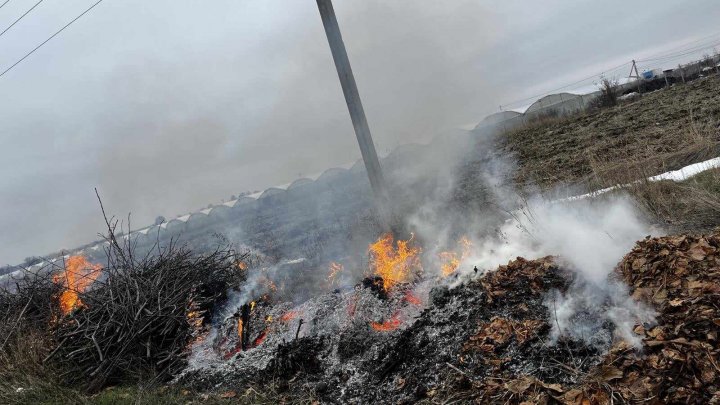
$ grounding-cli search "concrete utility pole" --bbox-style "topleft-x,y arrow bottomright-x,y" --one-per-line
316,0 -> 389,207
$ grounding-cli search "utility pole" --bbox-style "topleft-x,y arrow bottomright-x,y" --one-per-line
316,0 -> 390,216
678,64 -> 686,84
629,60 -> 642,94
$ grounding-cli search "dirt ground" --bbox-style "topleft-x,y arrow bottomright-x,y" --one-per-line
499,74 -> 720,191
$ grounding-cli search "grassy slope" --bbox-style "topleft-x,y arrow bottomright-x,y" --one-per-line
501,74 -> 720,190
495,74 -> 720,232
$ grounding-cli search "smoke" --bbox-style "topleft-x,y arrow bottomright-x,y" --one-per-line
0,0 -> 503,265
3,0 -> 719,267
517,196 -> 649,283
395,129 -> 657,348
511,198 -> 657,348
544,279 -> 656,349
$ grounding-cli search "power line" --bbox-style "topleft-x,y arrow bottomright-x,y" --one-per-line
501,32 -> 720,110
0,0 -> 105,79
638,40 -> 720,65
0,0 -> 44,38
0,1 -> 11,11
501,61 -> 631,109
637,31 -> 720,62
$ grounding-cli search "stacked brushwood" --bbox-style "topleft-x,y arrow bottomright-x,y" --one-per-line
46,232 -> 246,393
0,271 -> 59,339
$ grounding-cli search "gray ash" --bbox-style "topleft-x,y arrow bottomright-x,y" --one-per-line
179,257 -> 615,404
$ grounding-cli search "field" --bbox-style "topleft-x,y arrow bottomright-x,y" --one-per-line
494,75 -> 720,232
502,74 -> 720,191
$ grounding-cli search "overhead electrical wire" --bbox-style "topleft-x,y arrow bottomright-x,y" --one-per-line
0,1 -> 11,11
0,0 -> 44,38
500,61 -> 631,109
0,0 -> 105,79
637,31 -> 720,62
638,41 -> 720,65
501,31 -> 720,110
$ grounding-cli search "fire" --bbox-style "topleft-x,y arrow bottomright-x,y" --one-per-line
439,236 -> 473,277
237,261 -> 248,271
261,277 -> 277,292
439,251 -> 461,277
405,291 -> 422,306
237,319 -> 243,338
52,255 -> 102,315
368,233 -> 422,290
253,330 -> 268,347
250,301 -> 256,312
370,313 -> 402,332
328,262 -> 343,286
281,311 -> 298,322
187,310 -> 204,329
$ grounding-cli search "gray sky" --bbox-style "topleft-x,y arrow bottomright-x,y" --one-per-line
1,0 -> 718,264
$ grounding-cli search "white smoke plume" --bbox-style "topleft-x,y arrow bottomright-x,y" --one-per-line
447,194 -> 658,348
400,131 -> 661,348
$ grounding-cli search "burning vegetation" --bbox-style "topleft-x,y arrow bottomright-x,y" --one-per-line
368,233 -> 422,290
52,255 -> 102,316
327,261 -> 343,287
3,218 -> 720,403
439,236 -> 473,277
0,223 -> 247,395
173,232 -> 720,404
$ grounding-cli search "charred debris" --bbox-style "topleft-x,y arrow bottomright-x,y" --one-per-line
2,220 -> 720,404
180,233 -> 720,404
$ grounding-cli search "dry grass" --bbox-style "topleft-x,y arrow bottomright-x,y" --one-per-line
0,327 -> 86,405
620,173 -> 720,231
588,116 -> 720,231
494,74 -> 720,232
588,114 -> 720,188
500,74 -> 720,190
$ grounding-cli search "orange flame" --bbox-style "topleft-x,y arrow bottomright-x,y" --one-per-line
261,277 -> 277,293
187,310 -> 204,329
439,236 -> 473,277
368,233 -> 422,290
281,311 -> 298,322
439,251 -> 461,277
405,291 -> 422,306
237,261 -> 248,271
253,330 -> 268,347
52,256 -> 102,315
328,262 -> 343,286
370,313 -> 402,332
237,318 -> 243,338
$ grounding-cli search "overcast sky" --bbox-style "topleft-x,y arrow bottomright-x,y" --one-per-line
1,0 -> 718,264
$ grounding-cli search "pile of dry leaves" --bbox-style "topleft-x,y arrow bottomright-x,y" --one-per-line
597,233 -> 720,404
468,233 -> 720,404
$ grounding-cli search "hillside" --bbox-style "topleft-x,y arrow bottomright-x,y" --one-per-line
500,74 -> 720,191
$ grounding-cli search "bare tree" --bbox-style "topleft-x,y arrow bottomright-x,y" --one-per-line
594,76 -> 620,109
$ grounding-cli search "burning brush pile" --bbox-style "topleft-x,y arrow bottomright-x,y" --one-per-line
0,235 -> 247,396
177,231 -> 720,404
2,226 -> 719,404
